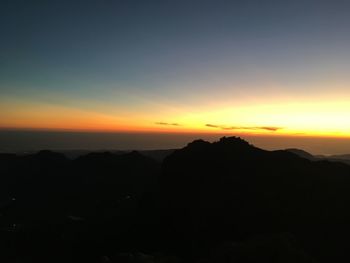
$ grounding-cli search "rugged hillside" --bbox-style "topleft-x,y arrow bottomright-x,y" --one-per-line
161,137 -> 350,262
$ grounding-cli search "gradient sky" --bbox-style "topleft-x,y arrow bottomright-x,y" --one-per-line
1,0 -> 350,137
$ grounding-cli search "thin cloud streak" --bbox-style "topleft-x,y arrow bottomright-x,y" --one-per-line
155,122 -> 181,126
205,124 -> 282,132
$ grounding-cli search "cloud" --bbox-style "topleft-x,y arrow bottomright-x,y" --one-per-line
155,122 -> 180,126
205,124 -> 282,132
205,124 -> 220,128
259,126 -> 281,131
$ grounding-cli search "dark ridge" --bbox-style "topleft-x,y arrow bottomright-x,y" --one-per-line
285,148 -> 315,160
288,148 -> 350,166
328,154 -> 350,160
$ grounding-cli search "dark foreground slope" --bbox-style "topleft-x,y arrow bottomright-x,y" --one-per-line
1,137 -> 350,262
0,150 -> 160,263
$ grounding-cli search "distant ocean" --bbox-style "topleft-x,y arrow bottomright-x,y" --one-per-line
1,130 -> 350,155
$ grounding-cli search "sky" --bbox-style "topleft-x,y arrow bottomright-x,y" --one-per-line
1,0 -> 350,152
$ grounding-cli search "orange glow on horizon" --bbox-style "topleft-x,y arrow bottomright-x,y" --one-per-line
1,95 -> 350,138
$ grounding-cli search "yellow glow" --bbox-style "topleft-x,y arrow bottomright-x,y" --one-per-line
172,99 -> 350,137
1,95 -> 350,138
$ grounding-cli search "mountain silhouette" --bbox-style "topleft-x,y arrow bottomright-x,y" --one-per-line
1,136 -> 350,262
160,136 -> 350,262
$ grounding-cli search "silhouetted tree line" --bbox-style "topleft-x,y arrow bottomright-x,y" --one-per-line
1,137 -> 350,262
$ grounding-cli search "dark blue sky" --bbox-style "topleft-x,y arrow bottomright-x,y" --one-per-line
1,0 -> 350,138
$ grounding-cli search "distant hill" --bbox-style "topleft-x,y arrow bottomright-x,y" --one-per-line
285,148 -> 316,160
14,148 -> 176,162
286,148 -> 350,166
17,147 -> 350,165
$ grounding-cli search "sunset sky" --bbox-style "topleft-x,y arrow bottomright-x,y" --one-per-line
1,0 -> 350,138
